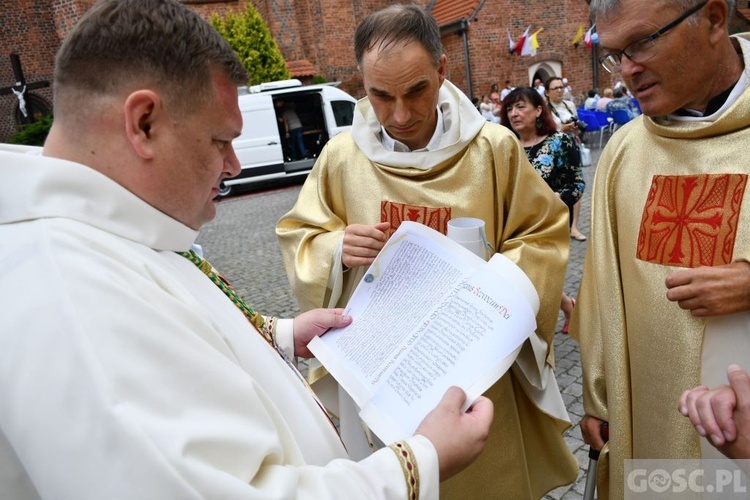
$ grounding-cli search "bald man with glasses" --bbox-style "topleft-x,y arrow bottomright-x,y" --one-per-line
571,0 -> 750,498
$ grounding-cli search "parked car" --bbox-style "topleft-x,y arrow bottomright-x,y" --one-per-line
219,79 -> 357,196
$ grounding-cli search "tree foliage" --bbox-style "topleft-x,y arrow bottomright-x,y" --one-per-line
211,5 -> 291,85
8,116 -> 53,146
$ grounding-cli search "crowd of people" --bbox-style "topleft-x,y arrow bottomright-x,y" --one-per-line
1,0 -> 749,498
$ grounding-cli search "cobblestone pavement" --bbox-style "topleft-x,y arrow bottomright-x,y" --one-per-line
197,146 -> 602,499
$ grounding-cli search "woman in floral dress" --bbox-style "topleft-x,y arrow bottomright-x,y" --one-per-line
501,87 -> 585,332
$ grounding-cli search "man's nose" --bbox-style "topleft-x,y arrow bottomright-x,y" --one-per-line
619,54 -> 643,80
225,146 -> 241,178
392,99 -> 411,124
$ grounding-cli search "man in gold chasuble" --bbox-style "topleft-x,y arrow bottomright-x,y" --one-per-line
572,0 -> 750,498
277,4 -> 579,498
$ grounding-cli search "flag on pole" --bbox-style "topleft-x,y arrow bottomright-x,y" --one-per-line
584,25 -> 594,48
513,25 -> 530,55
507,29 -> 516,54
572,24 -> 584,47
523,27 -> 543,56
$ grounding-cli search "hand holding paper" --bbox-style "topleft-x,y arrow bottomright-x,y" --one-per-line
416,386 -> 494,480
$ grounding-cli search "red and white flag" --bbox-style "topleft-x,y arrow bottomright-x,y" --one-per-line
584,25 -> 594,49
513,26 -> 530,56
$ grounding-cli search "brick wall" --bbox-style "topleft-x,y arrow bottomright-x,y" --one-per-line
2,1 -> 57,141
186,0 -> 251,23
261,0 -> 395,99
459,0 -> 596,104
0,0 -> 599,141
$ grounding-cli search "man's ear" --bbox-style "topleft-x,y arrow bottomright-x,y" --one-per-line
706,0 -> 729,44
123,90 -> 163,160
437,54 -> 447,86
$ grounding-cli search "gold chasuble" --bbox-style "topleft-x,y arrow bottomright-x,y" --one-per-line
277,80 -> 578,498
571,33 -> 750,500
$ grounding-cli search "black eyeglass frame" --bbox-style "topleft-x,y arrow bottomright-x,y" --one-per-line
598,0 -> 708,73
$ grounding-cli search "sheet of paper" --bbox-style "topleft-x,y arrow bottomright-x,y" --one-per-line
361,266 -> 536,442
308,221 -> 537,442
310,223 -> 481,406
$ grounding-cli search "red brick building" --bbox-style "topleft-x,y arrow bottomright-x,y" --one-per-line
4,0 -> 747,141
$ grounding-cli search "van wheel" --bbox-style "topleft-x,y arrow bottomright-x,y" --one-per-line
217,182 -> 232,197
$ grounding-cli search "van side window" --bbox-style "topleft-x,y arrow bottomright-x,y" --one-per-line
331,100 -> 355,127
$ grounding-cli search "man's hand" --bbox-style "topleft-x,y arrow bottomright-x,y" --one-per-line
341,222 -> 390,269
292,308 -> 352,358
415,387 -> 493,480
581,415 -> 607,451
679,364 -> 750,459
665,261 -> 750,317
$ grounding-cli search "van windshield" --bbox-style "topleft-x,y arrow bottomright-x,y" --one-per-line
331,100 -> 355,127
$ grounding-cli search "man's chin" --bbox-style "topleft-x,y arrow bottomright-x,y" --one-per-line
633,85 -> 673,116
195,204 -> 217,229
638,100 -> 671,117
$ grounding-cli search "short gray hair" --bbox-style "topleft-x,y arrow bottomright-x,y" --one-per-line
354,4 -> 443,68
54,0 -> 248,118
591,0 -> 735,22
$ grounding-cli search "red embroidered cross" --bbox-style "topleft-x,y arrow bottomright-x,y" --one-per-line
637,174 -> 747,268
381,201 -> 451,238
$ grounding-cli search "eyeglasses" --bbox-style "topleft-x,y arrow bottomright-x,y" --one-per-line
598,0 -> 707,74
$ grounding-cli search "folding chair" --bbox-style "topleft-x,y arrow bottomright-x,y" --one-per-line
611,109 -> 632,133
578,110 -> 607,150
593,110 -> 614,135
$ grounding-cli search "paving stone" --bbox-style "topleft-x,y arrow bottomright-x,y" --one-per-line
563,382 -> 583,397
568,402 -> 586,418
556,357 -> 577,371
564,435 -> 586,453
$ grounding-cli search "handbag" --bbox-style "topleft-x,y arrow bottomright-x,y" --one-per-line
579,143 -> 592,167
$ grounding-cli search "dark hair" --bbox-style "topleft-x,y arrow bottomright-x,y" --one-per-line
54,0 -> 248,118
500,87 -> 558,137
588,89 -> 597,98
354,4 -> 443,68
613,87 -> 625,98
545,76 -> 563,91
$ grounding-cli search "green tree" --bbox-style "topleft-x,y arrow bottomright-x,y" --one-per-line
8,116 -> 53,146
211,5 -> 291,85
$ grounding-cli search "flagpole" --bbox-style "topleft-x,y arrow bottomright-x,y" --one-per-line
590,23 -> 599,92
459,19 -> 473,100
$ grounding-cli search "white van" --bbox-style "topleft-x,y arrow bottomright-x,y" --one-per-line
219,79 -> 357,196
